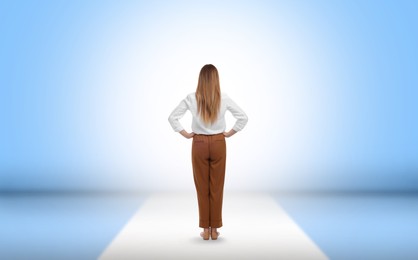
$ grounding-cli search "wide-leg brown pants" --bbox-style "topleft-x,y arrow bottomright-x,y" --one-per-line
192,133 -> 226,228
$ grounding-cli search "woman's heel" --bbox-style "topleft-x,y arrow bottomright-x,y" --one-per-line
211,228 -> 220,240
200,229 -> 210,240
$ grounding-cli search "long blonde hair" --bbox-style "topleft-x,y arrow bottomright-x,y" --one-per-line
196,64 -> 221,125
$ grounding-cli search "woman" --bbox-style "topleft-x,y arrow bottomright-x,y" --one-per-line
168,64 -> 248,240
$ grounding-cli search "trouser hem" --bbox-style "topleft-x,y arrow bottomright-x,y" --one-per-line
199,220 -> 223,228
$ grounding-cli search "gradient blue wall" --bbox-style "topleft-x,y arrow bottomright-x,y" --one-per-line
1,0 -> 417,191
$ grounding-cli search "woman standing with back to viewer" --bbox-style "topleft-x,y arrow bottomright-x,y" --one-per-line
168,64 -> 248,240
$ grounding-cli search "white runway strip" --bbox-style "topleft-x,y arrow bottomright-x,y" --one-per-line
99,192 -> 328,260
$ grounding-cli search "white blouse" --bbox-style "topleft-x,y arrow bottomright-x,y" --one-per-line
168,92 -> 248,135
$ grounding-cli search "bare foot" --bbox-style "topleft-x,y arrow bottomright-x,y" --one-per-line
210,227 -> 220,240
200,228 -> 210,240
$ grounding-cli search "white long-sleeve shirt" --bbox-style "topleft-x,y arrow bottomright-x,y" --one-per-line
168,92 -> 248,135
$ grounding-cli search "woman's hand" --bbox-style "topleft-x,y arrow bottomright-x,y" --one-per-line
179,130 -> 195,139
223,129 -> 237,138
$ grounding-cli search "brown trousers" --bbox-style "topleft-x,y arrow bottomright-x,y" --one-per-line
192,133 -> 226,228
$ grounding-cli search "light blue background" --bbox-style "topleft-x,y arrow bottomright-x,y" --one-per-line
1,0 -> 417,192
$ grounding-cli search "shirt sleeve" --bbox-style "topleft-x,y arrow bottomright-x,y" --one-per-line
226,97 -> 248,132
168,98 -> 189,132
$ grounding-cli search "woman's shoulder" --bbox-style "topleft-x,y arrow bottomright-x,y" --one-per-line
221,92 -> 230,99
221,92 -> 233,103
184,92 -> 195,100
184,92 -> 196,105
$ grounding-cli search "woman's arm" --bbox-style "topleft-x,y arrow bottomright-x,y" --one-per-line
223,129 -> 236,138
179,130 -> 195,139
226,96 -> 248,135
168,99 -> 188,132
168,97 -> 195,139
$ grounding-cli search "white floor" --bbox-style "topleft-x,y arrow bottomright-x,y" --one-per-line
99,192 -> 328,260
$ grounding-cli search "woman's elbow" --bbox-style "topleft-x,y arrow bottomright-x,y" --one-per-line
239,114 -> 248,129
242,114 -> 248,125
168,114 -> 176,124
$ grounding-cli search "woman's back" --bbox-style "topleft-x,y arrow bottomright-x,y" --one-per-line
168,92 -> 248,135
